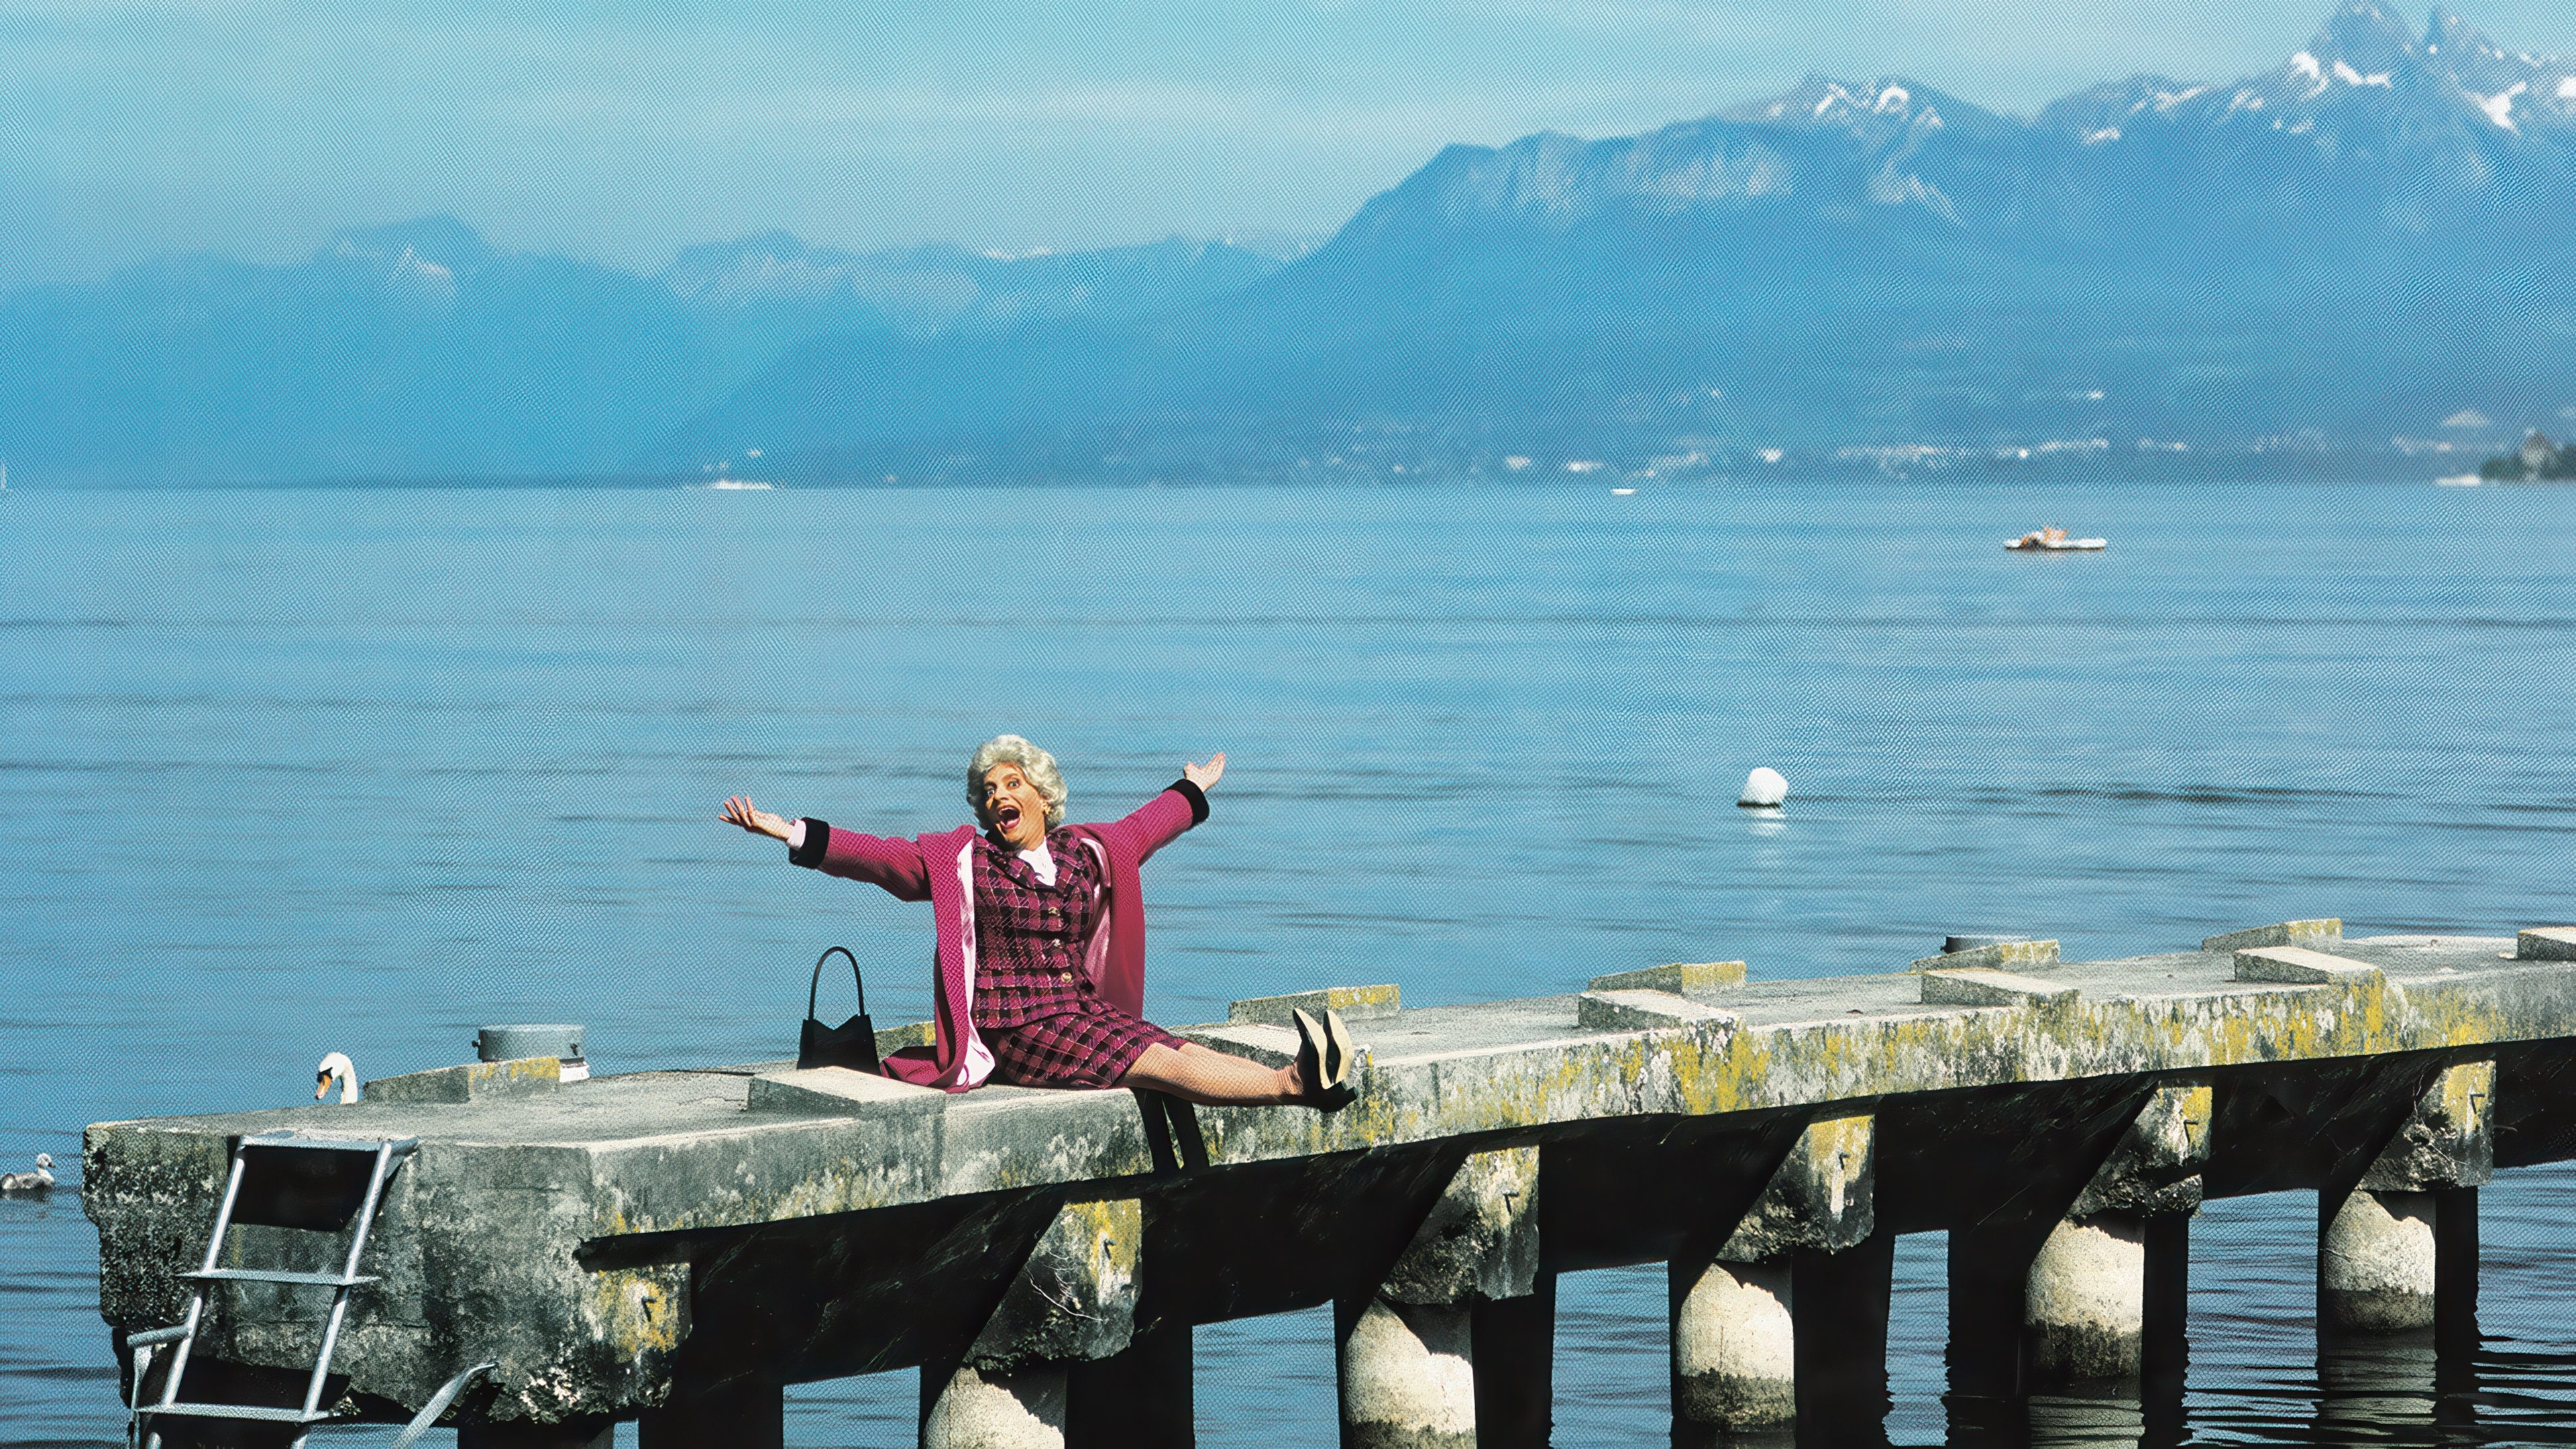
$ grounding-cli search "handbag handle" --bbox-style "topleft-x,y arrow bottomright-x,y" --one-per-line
808,946 -> 865,1020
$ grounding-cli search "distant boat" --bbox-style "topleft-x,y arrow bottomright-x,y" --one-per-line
2004,525 -> 2105,551
1609,487 -> 1635,496
2435,474 -> 2483,487
706,478 -> 773,490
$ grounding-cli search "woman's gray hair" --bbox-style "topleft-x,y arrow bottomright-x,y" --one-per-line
967,735 -> 1069,828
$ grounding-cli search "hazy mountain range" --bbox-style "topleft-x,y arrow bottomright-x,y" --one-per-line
6,1 -> 2573,485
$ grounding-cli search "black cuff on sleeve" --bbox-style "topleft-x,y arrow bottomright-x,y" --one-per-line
1168,780 -> 1210,826
788,819 -> 831,868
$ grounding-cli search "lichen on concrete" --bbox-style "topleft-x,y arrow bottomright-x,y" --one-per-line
1719,1112 -> 1874,1262
965,1197 -> 1142,1371
2068,1082 -> 2212,1218
1381,1148 -> 1540,1305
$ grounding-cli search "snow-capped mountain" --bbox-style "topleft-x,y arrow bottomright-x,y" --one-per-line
667,1 -> 2573,474
1330,1 -> 2571,254
6,3 -> 2571,484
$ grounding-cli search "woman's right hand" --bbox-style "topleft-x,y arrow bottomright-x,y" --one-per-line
721,796 -> 792,842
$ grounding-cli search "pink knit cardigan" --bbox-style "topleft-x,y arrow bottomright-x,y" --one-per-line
790,783 -> 1204,1091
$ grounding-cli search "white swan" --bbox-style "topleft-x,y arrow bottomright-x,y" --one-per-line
0,1152 -> 54,1193
315,1052 -> 359,1105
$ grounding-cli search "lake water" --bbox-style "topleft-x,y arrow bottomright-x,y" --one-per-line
4,477 -> 2574,1446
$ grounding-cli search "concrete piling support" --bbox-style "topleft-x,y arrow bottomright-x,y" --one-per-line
1792,1234 -> 1896,1442
2320,1189 -> 2438,1332
2433,1185 -> 2479,1357
925,1364 -> 1069,1449
2033,1083 -> 2210,1388
1949,1082 -> 2209,1411
2023,1215 -> 2147,1380
926,1197 -> 1142,1449
1670,1112 -> 1874,1440
2321,1060 -> 2496,1338
1671,1259 -> 1796,1436
1336,1147 -> 1542,1449
1469,1275 -> 1555,1449
1338,1299 -> 1477,1449
2139,1213 -> 2191,1428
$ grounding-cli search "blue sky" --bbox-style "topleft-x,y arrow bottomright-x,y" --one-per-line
1,0 -> 2568,288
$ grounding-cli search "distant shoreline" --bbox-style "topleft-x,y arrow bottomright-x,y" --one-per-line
4,449 -> 2527,491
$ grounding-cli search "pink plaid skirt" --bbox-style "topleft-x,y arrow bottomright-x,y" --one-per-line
985,1001 -> 1184,1089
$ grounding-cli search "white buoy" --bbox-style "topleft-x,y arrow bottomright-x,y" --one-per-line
1738,767 -> 1788,808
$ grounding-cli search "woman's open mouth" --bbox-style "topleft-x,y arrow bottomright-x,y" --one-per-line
995,802 -> 1023,830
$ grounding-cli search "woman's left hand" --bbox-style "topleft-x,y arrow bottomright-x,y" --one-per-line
1183,753 -> 1226,792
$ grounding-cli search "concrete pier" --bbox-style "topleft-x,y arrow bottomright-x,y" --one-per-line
79,922 -> 2576,1443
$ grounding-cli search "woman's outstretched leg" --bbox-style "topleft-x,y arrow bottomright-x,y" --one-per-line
1120,1042 -> 1303,1106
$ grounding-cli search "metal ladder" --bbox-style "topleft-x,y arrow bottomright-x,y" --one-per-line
123,1132 -> 494,1449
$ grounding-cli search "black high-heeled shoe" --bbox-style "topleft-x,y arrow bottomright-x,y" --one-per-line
1293,1008 -> 1356,1111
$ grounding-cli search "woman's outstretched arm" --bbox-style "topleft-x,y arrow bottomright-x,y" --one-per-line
1092,752 -> 1225,865
721,794 -> 932,900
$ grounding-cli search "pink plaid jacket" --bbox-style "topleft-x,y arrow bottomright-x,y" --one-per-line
788,782 -> 1206,1091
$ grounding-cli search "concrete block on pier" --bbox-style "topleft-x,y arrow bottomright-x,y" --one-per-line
1587,960 -> 1748,999
2232,945 -> 2385,985
2357,1061 -> 2494,1192
965,1198 -> 1144,1370
2204,918 -> 2342,952
2518,926 -> 2576,961
747,1065 -> 949,1115
1575,989 -> 1740,1034
1911,938 -> 2060,973
1920,967 -> 2080,1009
2068,1083 -> 2214,1219
366,1055 -> 564,1105
1383,1148 -> 1542,1305
1229,983 -> 1401,1025
1720,1112 -> 1876,1262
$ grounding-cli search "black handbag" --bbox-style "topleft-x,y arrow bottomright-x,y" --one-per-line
798,946 -> 883,1073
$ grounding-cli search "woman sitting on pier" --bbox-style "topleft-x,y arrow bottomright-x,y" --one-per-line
722,735 -> 1354,1108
